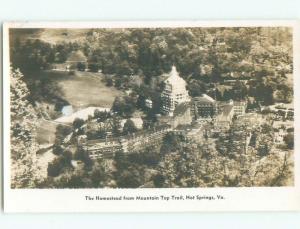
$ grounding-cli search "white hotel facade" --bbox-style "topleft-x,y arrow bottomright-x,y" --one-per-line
161,66 -> 190,116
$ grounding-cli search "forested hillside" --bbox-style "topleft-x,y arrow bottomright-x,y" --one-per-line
11,27 -> 292,103
9,27 -> 294,189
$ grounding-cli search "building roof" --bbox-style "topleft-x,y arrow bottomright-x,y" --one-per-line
222,104 -> 234,116
122,124 -> 171,140
87,124 -> 171,144
66,50 -> 87,63
164,66 -> 186,86
233,101 -> 247,106
216,104 -> 234,122
173,102 -> 190,117
193,94 -> 215,104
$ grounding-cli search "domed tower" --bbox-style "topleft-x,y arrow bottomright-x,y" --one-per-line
161,66 -> 190,116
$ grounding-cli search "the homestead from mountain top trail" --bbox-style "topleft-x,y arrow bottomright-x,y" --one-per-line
9,27 -> 294,189
80,66 -> 252,159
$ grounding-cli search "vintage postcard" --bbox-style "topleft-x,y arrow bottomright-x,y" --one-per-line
3,21 -> 300,212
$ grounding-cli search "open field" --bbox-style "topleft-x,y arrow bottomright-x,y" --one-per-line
57,71 -> 123,109
30,70 -> 123,110
35,70 -> 123,144
10,28 -> 89,44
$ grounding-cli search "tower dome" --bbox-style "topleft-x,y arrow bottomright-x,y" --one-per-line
165,66 -> 187,87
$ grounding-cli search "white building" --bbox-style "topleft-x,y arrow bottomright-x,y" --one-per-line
274,128 -> 287,145
161,66 -> 190,116
233,101 -> 247,116
145,99 -> 153,109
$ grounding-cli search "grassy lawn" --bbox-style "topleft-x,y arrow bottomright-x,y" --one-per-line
57,71 -> 123,109
10,28 -> 89,44
32,70 -> 123,110
36,119 -> 58,145
34,70 -> 123,145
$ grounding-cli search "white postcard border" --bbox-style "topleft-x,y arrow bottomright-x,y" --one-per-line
3,20 -> 300,212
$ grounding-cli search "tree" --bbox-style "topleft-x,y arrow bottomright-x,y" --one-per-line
54,124 -> 72,144
62,150 -> 73,163
116,167 -> 144,188
65,174 -> 89,188
52,143 -> 64,155
274,85 -> 293,103
253,152 -> 293,186
160,132 -> 184,155
11,39 -> 53,71
74,146 -> 93,168
187,80 -> 208,97
73,118 -> 85,130
114,150 -> 125,164
123,119 -> 138,135
47,156 -> 67,177
128,147 -> 160,166
232,80 -> 248,100
94,109 -> 110,122
153,174 -> 165,188
88,63 -> 100,72
91,166 -> 106,187
114,78 -> 122,89
112,96 -> 136,118
77,62 -> 86,71
136,94 -> 146,110
10,68 -> 42,188
284,133 -> 294,150
105,78 -> 113,87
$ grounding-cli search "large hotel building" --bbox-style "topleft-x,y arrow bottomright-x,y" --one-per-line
161,66 -> 190,116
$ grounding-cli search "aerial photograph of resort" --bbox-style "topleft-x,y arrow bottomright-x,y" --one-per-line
9,27 -> 294,188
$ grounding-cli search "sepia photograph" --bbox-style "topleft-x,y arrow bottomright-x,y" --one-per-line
7,24 -> 295,190
2,1 -> 300,228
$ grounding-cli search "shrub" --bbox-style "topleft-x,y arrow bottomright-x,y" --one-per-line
47,156 -> 66,177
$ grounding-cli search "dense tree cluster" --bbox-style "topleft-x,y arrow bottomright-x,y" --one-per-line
10,27 -> 293,106
40,126 -> 293,188
82,28 -> 290,77
10,68 -> 42,188
10,38 -> 80,71
83,28 -> 292,103
112,96 -> 137,118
